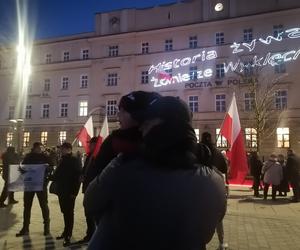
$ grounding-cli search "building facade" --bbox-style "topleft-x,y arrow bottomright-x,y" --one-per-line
0,0 -> 300,158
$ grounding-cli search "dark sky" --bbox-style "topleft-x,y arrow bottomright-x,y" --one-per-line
0,0 -> 177,43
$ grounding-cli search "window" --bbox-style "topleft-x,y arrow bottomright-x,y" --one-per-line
109,45 -> 119,57
107,73 -> 118,86
245,128 -> 257,148
79,101 -> 88,117
107,100 -> 117,116
60,103 -> 68,117
25,105 -> 32,119
6,132 -> 13,147
194,129 -> 200,142
141,42 -> 149,54
277,127 -> 289,148
42,104 -> 50,118
165,69 -> 172,77
41,131 -> 48,146
216,64 -> 225,79
63,51 -> 70,61
61,77 -> 69,90
216,32 -> 224,45
46,54 -> 52,64
273,24 -> 284,37
59,131 -> 67,145
23,132 -> 30,148
189,66 -> 198,80
245,93 -> 255,111
275,62 -> 286,74
243,29 -> 253,42
165,39 -> 173,51
141,71 -> 149,84
9,106 -> 15,119
188,96 -> 199,113
80,75 -> 88,88
82,49 -> 89,60
216,94 -> 226,112
216,128 -> 228,148
189,36 -> 198,49
275,90 -> 287,110
243,63 -> 254,77
44,79 -> 50,91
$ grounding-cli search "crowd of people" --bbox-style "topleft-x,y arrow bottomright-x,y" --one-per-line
249,149 -> 300,202
0,90 -> 299,249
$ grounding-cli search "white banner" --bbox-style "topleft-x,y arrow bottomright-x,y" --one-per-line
8,164 -> 47,192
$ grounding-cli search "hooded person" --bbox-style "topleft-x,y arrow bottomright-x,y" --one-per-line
84,96 -> 226,250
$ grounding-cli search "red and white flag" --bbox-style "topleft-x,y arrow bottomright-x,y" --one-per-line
157,69 -> 172,80
93,115 -> 110,158
76,116 -> 94,154
219,93 -> 248,183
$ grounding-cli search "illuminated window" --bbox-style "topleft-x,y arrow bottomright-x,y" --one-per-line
245,128 -> 257,148
189,66 -> 198,80
165,68 -> 172,77
189,36 -> 198,49
58,131 -> 67,145
275,90 -> 287,110
6,132 -> 13,147
44,79 -> 50,91
245,93 -> 255,111
42,104 -> 50,118
41,131 -> 48,146
23,132 -> 30,148
107,100 -> 118,116
165,39 -> 173,51
59,103 -> 68,117
80,75 -> 88,88
277,127 -> 289,148
243,28 -> 253,42
141,71 -> 149,84
25,105 -> 32,119
79,101 -> 88,117
273,24 -> 284,37
141,42 -> 149,54
46,54 -> 52,64
216,64 -> 225,78
216,94 -> 226,112
8,106 -> 15,120
189,96 -> 199,113
216,128 -> 228,148
194,129 -> 199,142
63,51 -> 70,61
216,32 -> 224,45
81,49 -> 89,60
107,73 -> 118,86
109,45 -> 118,57
275,62 -> 286,74
61,77 -> 69,90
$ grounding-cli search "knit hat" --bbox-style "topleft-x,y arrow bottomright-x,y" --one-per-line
144,96 -> 192,124
119,91 -> 161,123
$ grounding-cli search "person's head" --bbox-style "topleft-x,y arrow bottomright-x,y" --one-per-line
118,91 -> 161,129
269,153 -> 277,161
60,142 -> 72,155
287,148 -> 293,157
32,142 -> 43,153
6,146 -> 15,154
277,154 -> 284,162
201,132 -> 213,146
89,136 -> 98,153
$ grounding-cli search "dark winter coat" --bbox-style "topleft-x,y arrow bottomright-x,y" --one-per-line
249,155 -> 263,178
2,151 -> 20,181
52,153 -> 81,196
286,153 -> 300,183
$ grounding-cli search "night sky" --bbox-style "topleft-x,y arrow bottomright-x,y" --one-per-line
0,0 -> 177,43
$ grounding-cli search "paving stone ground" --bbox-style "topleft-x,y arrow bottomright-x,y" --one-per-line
1,178 -> 300,250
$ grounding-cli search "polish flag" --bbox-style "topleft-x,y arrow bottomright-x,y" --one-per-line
157,69 -> 172,80
93,115 -> 110,158
219,93 -> 248,183
76,116 -> 94,154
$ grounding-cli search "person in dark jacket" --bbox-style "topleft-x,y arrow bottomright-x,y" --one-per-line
286,149 -> 300,202
16,142 -> 52,237
249,151 -> 263,197
199,131 -> 228,250
84,96 -> 226,250
0,147 -> 20,207
52,142 -> 81,246
278,154 -> 289,196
